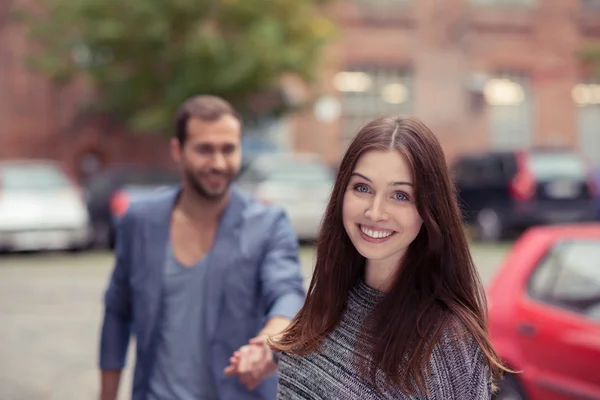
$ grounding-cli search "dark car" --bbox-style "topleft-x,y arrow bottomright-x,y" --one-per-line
83,165 -> 179,248
593,165 -> 600,220
451,148 -> 596,242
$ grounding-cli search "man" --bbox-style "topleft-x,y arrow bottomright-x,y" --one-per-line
99,95 -> 306,400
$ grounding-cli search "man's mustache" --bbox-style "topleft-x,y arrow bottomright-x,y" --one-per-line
204,169 -> 229,176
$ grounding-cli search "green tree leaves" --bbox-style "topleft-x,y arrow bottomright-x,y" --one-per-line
17,0 -> 335,133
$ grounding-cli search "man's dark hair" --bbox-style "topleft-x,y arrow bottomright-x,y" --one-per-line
174,95 -> 242,144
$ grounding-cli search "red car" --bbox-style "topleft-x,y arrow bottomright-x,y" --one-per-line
488,224 -> 600,400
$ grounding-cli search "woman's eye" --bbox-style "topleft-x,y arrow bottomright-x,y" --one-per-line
393,192 -> 409,201
354,184 -> 370,193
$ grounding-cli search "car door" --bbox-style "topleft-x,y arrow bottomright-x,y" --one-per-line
259,161 -> 333,240
516,239 -> 600,400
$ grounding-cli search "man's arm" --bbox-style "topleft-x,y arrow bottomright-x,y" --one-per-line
99,213 -> 134,400
224,210 -> 306,387
259,209 -> 306,328
256,316 -> 292,340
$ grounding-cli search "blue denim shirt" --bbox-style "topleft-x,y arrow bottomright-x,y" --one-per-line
99,186 -> 306,400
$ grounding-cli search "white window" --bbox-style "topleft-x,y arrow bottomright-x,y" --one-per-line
335,67 -> 413,153
573,81 -> 600,165
352,0 -> 411,11
485,71 -> 533,149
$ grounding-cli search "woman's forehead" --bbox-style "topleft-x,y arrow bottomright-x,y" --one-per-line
353,150 -> 413,184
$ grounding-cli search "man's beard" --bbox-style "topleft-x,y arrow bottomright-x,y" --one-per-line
184,168 -> 233,201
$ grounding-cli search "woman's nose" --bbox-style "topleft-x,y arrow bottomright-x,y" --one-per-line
364,197 -> 388,222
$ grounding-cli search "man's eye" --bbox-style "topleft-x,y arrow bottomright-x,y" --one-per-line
196,146 -> 212,154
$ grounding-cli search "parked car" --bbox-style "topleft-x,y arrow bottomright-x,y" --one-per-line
83,165 -> 179,248
451,148 -> 596,242
235,153 -> 334,241
592,165 -> 600,220
0,160 -> 91,252
488,224 -> 600,400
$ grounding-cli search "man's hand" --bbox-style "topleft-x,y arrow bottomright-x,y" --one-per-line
99,369 -> 122,400
223,336 -> 278,390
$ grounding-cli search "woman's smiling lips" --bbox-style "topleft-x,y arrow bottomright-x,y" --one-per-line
357,224 -> 396,243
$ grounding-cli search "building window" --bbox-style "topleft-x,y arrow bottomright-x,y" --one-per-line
351,0 -> 412,23
471,0 -> 535,7
334,66 -> 413,151
582,0 -> 600,11
573,81 -> 600,165
484,71 -> 533,149
353,0 -> 411,11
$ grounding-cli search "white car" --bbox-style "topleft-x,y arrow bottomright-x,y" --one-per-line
236,153 -> 335,241
0,160 -> 91,252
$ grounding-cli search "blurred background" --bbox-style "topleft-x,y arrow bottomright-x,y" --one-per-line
1,0 -> 600,399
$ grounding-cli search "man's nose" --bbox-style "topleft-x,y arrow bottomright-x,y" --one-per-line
364,196 -> 388,222
211,152 -> 227,170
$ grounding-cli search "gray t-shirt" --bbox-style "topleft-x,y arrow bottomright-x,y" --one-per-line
147,243 -> 218,400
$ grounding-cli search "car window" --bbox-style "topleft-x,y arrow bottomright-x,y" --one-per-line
528,152 -> 587,180
236,166 -> 267,184
528,247 -> 562,299
528,240 -> 600,321
0,164 -> 72,191
84,174 -> 114,196
452,158 -> 475,181
239,159 -> 333,185
268,162 -> 333,183
452,155 -> 510,183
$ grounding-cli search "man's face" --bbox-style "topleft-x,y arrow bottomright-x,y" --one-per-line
171,115 -> 242,201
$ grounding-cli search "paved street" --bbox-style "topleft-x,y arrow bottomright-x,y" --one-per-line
0,243 -> 510,399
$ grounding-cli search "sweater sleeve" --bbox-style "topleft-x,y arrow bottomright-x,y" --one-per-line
425,327 -> 493,400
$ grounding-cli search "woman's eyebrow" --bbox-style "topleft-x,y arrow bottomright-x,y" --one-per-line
351,172 -> 413,187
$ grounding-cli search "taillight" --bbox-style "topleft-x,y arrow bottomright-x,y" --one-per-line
110,190 -> 130,218
510,152 -> 536,201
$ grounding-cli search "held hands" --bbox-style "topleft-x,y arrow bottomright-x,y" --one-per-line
223,336 -> 278,391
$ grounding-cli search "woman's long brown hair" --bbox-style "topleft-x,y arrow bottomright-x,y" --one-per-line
270,116 -> 508,394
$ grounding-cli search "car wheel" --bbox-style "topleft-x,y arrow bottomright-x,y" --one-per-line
493,374 -> 527,400
475,208 -> 503,243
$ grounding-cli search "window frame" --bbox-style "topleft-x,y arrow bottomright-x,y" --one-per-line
338,65 -> 414,153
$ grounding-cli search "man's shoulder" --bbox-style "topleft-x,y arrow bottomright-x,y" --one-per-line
122,186 -> 179,224
234,187 -> 287,226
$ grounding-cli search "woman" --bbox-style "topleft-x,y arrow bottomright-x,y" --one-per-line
270,116 -> 508,399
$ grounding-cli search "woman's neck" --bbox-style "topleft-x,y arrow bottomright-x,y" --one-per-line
364,255 -> 403,293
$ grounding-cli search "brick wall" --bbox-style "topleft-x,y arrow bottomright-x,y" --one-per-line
2,0 -> 600,170
0,0 -> 173,179
294,0 -> 600,163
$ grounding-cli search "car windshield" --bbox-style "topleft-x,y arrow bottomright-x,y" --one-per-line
0,164 -> 72,192
239,156 -> 334,184
267,162 -> 333,183
528,153 -> 587,180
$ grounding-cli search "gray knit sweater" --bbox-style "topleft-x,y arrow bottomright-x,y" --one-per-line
277,281 -> 492,399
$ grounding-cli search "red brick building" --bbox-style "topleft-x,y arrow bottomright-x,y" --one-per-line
2,0 -> 600,174
295,0 -> 600,165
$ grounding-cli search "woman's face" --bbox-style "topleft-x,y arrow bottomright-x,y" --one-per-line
342,150 -> 423,268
